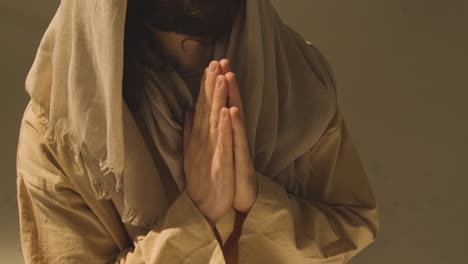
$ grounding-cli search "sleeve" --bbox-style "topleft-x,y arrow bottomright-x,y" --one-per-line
237,108 -> 379,263
16,104 -> 226,264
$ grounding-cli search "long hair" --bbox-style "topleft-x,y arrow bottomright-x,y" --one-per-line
122,0 -> 242,114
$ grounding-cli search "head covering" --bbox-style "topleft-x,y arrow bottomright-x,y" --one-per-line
25,0 -> 337,229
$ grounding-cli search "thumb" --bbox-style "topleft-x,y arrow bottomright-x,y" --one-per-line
183,111 -> 194,155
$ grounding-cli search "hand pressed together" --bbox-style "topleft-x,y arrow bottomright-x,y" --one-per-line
183,59 -> 258,227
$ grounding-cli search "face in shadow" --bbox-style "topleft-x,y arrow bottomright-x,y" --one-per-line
143,0 -> 242,40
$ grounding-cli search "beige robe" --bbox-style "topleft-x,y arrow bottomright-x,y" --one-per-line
17,97 -> 379,263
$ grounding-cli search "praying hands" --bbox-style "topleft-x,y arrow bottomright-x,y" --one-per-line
183,59 -> 258,227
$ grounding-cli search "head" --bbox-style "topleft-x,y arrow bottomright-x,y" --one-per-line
123,0 -> 243,112
143,0 -> 241,41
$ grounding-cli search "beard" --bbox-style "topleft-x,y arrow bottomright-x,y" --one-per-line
143,0 -> 242,40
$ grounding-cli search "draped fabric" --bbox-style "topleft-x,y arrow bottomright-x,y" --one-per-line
24,0 -> 337,228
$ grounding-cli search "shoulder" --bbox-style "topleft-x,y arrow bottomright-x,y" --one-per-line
16,101 -> 79,190
284,24 -> 337,88
304,40 -> 337,89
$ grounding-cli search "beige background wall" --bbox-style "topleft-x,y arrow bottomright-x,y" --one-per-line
1,0 -> 467,263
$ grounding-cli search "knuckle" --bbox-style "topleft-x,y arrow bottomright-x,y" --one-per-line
220,139 -> 231,151
209,116 -> 219,130
212,166 -> 220,177
223,143 -> 232,151
211,165 -> 222,177
197,101 -> 212,116
216,140 -> 224,152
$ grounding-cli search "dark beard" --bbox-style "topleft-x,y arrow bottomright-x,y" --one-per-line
143,0 -> 242,40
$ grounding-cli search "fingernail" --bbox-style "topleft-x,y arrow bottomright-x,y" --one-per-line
227,72 -> 236,81
209,61 -> 217,73
222,109 -> 227,119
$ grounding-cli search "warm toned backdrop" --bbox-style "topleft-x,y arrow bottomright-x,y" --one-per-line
2,0 -> 467,263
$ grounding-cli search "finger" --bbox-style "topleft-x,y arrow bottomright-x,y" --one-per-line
194,70 -> 210,133
196,68 -> 208,108
205,60 -> 221,106
194,61 -> 220,137
210,75 -> 228,132
218,108 -> 234,167
183,111 -> 194,156
220,59 -> 231,74
225,73 -> 245,121
230,107 -> 251,167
